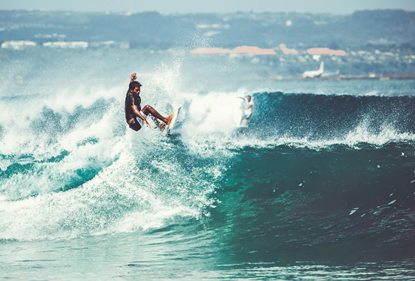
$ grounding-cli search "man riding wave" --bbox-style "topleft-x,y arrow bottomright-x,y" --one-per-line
239,95 -> 253,126
125,73 -> 173,132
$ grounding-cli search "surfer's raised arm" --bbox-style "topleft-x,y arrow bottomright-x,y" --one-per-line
130,73 -> 137,83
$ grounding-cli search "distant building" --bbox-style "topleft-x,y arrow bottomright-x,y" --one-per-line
191,46 -> 275,55
279,44 -> 298,55
1,41 -> 36,50
89,41 -> 129,49
307,48 -> 347,56
43,42 -> 88,49
231,46 -> 275,55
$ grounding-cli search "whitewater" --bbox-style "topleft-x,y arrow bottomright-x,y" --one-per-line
1,48 -> 415,280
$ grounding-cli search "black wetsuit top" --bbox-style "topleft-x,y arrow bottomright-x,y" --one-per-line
125,91 -> 141,122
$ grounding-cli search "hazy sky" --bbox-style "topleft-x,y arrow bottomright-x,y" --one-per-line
1,0 -> 415,14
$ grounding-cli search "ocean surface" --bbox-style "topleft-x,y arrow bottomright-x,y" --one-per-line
1,48 -> 415,280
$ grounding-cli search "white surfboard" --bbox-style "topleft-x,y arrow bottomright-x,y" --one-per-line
165,105 -> 182,136
148,105 -> 182,135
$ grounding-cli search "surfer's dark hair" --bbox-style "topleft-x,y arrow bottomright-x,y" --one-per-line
129,81 -> 142,91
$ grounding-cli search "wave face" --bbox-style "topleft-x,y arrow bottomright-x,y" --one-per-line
211,142 -> 415,264
1,61 -> 415,278
250,92 -> 415,144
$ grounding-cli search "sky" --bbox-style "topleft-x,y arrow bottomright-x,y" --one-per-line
1,0 -> 415,14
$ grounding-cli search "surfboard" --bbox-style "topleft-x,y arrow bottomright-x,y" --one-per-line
165,105 -> 182,136
148,105 -> 182,135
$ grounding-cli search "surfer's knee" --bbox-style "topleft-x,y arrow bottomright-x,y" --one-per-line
142,105 -> 152,114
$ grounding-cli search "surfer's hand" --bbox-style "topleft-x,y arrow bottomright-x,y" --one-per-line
130,73 -> 137,82
144,120 -> 151,128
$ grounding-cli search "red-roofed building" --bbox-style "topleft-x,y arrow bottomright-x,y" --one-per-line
230,46 -> 276,55
191,48 -> 228,54
279,44 -> 298,55
333,50 -> 347,56
307,48 -> 347,56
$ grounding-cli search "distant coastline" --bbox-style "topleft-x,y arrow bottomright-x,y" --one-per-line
1,9 -> 415,78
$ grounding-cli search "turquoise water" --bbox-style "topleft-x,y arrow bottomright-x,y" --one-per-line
1,49 -> 415,280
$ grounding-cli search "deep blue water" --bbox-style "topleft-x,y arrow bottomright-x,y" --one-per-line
1,49 -> 415,279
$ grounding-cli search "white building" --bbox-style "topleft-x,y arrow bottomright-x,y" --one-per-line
43,41 -> 88,49
89,41 -> 129,49
1,41 -> 36,50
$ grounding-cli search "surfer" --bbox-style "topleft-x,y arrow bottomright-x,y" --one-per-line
125,73 -> 173,131
239,95 -> 254,126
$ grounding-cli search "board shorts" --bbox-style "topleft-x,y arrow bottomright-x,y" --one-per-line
128,111 -> 148,131
242,112 -> 252,119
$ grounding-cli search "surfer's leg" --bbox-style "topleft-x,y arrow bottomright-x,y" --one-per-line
240,113 -> 248,125
244,113 -> 251,126
142,105 -> 172,124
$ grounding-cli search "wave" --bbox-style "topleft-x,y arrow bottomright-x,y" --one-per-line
210,140 -> 415,262
249,92 -> 415,138
0,85 -> 414,242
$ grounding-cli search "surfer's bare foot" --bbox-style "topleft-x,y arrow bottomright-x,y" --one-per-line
165,113 -> 174,125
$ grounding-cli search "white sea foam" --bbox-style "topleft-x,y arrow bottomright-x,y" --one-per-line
0,85 -> 222,240
0,134 -> 217,240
